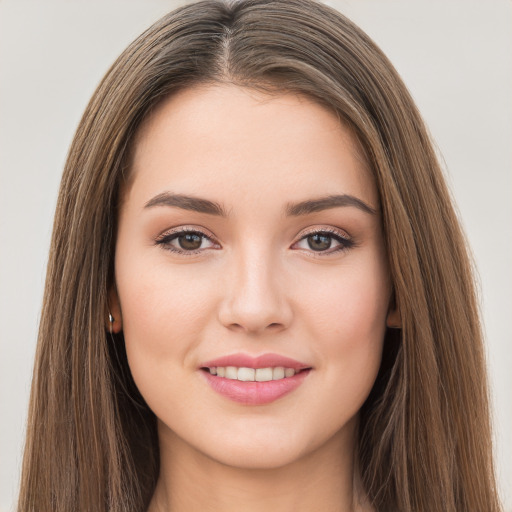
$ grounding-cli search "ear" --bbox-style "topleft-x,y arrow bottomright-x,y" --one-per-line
386,307 -> 401,329
107,285 -> 123,333
386,292 -> 401,329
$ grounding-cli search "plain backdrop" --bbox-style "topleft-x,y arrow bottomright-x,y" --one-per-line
0,1 -> 511,511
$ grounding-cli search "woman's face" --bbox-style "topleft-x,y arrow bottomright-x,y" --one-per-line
113,84 -> 396,469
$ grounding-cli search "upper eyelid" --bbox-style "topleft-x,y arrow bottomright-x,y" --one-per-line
155,225 -> 217,241
154,225 -> 352,247
296,226 -> 351,240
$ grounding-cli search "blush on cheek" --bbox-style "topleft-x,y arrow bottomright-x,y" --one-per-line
120,271 -> 218,379
306,275 -> 387,386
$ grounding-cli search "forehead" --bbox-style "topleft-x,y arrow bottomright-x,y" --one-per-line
127,84 -> 377,209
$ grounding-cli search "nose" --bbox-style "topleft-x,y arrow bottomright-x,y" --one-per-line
217,248 -> 293,335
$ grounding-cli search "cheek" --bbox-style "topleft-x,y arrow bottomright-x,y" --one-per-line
302,257 -> 390,338
116,258 -> 222,423
299,259 -> 389,394
115,253 -> 218,378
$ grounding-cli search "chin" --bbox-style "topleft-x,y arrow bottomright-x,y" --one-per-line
204,440 -> 311,471
190,419 -> 352,472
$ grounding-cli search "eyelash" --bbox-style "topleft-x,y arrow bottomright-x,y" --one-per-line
154,227 -> 354,256
291,227 -> 355,256
155,227 -> 220,255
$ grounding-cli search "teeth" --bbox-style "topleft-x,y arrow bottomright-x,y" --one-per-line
225,366 -> 238,379
255,367 -> 273,382
237,367 -> 255,381
208,366 -> 298,381
273,367 -> 285,380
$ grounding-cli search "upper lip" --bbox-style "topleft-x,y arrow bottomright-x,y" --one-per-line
200,353 -> 311,371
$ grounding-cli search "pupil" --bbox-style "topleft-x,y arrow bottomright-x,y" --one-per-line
179,233 -> 202,250
308,233 -> 331,251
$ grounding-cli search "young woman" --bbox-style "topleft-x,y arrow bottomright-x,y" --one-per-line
17,1 -> 502,511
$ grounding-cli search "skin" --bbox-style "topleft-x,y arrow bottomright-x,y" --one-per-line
110,84 -> 399,512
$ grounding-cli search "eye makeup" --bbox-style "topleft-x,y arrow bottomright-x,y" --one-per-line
154,226 -> 220,255
291,226 -> 355,256
154,224 -> 355,258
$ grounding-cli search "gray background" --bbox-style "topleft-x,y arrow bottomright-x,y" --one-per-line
1,1 -> 511,510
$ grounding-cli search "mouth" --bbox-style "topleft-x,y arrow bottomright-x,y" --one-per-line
201,365 -> 307,381
199,353 -> 312,405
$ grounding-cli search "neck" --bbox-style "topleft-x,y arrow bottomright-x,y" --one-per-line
148,419 -> 371,512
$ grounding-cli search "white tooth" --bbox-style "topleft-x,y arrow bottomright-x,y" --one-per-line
255,367 -> 273,382
225,366 -> 238,379
285,368 -> 295,378
216,367 -> 225,377
237,367 -> 255,381
209,367 -> 217,375
273,367 -> 285,380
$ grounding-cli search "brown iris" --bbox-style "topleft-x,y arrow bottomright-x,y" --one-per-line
178,233 -> 203,250
307,233 -> 332,251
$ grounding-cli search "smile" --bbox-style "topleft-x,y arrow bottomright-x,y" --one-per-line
199,354 -> 312,405
205,366 -> 298,381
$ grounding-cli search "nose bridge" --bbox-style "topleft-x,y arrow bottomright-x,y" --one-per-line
218,241 -> 291,334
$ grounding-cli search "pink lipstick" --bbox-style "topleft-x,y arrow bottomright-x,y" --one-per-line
199,353 -> 312,405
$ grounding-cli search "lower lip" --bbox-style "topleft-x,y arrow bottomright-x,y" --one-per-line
201,369 -> 311,405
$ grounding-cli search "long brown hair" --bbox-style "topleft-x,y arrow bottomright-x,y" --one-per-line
18,1 -> 501,511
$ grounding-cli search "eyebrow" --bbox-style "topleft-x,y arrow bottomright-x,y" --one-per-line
144,192 -> 377,217
144,192 -> 228,216
285,194 -> 377,216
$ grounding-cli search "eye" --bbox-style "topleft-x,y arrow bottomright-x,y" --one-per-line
292,229 -> 354,254
155,228 -> 219,254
